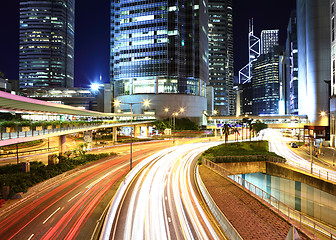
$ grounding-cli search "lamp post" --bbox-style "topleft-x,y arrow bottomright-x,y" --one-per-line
165,107 -> 184,144
114,99 -> 150,170
212,110 -> 218,137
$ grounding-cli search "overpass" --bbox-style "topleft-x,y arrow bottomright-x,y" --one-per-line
207,115 -> 309,129
0,91 -> 155,153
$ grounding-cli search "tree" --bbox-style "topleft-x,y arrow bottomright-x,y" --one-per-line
152,120 -> 168,132
223,124 -> 231,143
242,117 -> 253,140
252,120 -> 268,134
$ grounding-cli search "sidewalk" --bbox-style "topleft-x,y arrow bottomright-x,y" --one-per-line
199,165 -> 313,240
289,142 -> 336,171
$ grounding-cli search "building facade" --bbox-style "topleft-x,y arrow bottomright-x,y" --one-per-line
297,0 -> 330,127
260,30 -> 279,54
208,0 -> 234,116
285,10 -> 299,115
110,0 -> 209,120
252,47 -> 283,115
330,0 -> 336,146
19,0 -> 75,89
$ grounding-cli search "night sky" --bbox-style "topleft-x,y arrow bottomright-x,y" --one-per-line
0,0 -> 296,88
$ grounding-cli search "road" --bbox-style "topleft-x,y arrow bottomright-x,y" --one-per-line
103,142 -> 226,240
0,141 -> 173,240
263,129 -> 336,182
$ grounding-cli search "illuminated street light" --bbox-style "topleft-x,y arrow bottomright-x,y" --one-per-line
113,99 -> 150,170
90,83 -> 101,92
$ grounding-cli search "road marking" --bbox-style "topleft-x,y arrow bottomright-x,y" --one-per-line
43,207 -> 61,224
168,217 -> 171,223
67,191 -> 82,202
28,234 -> 34,240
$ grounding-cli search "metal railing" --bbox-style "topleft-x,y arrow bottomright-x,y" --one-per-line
0,147 -> 58,158
203,159 -> 336,240
0,123 -> 103,141
286,159 -> 336,183
0,121 -> 153,142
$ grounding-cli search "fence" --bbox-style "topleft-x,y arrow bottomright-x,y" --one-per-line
286,159 -> 336,183
0,123 -> 103,141
0,147 -> 58,158
202,158 -> 336,240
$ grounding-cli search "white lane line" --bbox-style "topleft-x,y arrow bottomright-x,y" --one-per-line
168,217 -> 171,223
28,233 -> 34,240
42,207 -> 61,224
68,191 -> 82,202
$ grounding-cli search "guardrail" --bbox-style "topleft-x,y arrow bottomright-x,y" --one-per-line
0,121 -> 154,142
0,123 -> 108,141
196,165 -> 243,240
286,159 -> 336,183
203,159 -> 336,240
0,147 -> 58,158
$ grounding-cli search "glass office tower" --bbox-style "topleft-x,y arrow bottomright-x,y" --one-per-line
111,0 -> 209,120
208,0 -> 234,116
19,0 -> 75,89
252,47 -> 283,115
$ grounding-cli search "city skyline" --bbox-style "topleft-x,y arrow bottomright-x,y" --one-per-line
1,0 -> 295,87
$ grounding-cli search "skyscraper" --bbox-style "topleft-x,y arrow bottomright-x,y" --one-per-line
285,10 -> 298,115
252,46 -> 283,115
330,0 -> 336,146
261,30 -> 279,54
208,0 -> 234,116
19,0 -> 75,89
297,0 -> 330,126
110,0 -> 209,120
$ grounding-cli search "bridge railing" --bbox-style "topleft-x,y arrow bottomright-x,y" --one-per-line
0,120 -> 153,142
202,159 -> 336,240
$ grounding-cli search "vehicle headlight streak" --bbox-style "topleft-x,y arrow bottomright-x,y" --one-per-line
104,142 -> 222,240
263,129 -> 336,182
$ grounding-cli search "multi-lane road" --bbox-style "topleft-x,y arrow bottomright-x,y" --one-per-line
102,142 -> 226,240
0,140 -> 173,240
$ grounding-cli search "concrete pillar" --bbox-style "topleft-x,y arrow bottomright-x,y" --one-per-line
134,125 -> 141,137
112,127 -> 118,144
59,135 -> 66,154
145,125 -> 150,138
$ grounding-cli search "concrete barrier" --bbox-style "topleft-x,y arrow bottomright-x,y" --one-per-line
196,165 -> 243,240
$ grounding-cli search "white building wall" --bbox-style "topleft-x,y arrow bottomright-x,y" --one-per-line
297,0 -> 331,126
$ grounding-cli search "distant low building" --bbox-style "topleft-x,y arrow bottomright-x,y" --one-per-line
22,84 -> 113,113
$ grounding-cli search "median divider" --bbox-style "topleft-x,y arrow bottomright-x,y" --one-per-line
195,165 -> 243,240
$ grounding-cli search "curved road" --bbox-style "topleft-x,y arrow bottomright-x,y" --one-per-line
0,141 -> 173,240
104,142 -> 226,240
263,129 -> 336,182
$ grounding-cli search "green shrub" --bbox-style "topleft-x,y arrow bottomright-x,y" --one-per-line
202,140 -> 284,162
0,151 -> 117,196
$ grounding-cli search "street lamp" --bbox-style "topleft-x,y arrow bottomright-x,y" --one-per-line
114,99 -> 150,170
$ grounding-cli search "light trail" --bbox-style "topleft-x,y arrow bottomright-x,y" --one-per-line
105,142 -> 224,240
263,129 -> 336,182
0,141 -> 173,240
